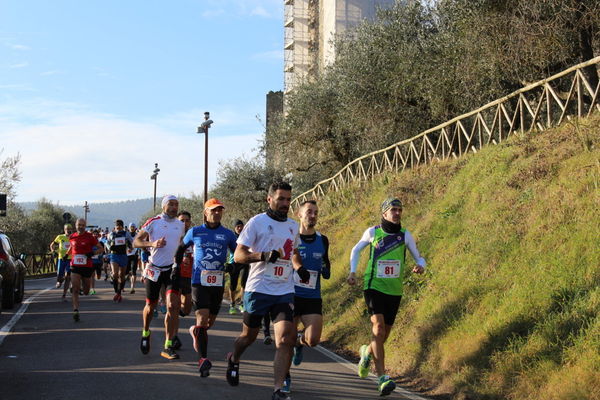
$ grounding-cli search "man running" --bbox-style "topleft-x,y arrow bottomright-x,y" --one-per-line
347,197 -> 426,396
175,199 -> 236,377
172,210 -> 193,351
68,218 -> 100,322
284,200 -> 331,393
108,219 -> 134,302
50,224 -> 73,300
134,195 -> 185,360
227,182 -> 311,400
227,219 -> 249,314
127,223 -> 140,294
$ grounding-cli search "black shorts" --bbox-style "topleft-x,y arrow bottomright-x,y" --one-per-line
192,284 -> 224,315
92,261 -> 103,275
180,277 -> 192,295
229,263 -> 249,291
364,289 -> 402,326
144,265 -> 179,303
127,255 -> 139,275
71,266 -> 94,278
294,296 -> 322,317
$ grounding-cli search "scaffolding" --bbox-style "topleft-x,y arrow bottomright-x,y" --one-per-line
284,0 -> 318,94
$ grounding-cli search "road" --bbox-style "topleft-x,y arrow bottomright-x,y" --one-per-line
0,278 -> 427,400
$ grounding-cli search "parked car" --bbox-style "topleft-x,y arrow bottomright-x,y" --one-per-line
0,231 -> 26,311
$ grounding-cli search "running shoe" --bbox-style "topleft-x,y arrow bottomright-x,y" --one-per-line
225,352 -> 240,386
130,288 -> 135,294
189,325 -> 199,353
55,281 -> 62,289
161,347 -> 179,360
292,344 -> 304,366
140,332 -> 151,355
61,294 -> 66,302
263,335 -> 273,345
179,310 -> 186,317
198,357 -> 212,377
89,289 -> 96,295
378,375 -> 396,396
237,303 -> 245,313
282,373 -> 291,393
73,310 -> 80,322
271,389 -> 291,400
113,293 -> 119,302
172,335 -> 182,350
228,305 -> 237,314
117,293 -> 122,303
358,344 -> 371,378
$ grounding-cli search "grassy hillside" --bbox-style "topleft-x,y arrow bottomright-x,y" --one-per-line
317,115 -> 600,400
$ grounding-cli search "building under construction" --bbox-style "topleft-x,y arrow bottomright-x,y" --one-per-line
283,0 -> 395,94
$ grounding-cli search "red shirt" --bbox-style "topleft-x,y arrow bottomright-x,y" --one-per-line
69,231 -> 98,268
180,246 -> 193,278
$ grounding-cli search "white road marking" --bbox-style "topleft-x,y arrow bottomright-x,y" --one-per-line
0,287 -> 53,346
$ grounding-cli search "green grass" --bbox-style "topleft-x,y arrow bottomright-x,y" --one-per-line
317,114 -> 600,399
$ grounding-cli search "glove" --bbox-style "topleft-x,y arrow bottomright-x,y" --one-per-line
61,254 -> 69,261
86,252 -> 94,258
224,263 -> 234,274
261,250 -> 281,264
297,266 -> 310,283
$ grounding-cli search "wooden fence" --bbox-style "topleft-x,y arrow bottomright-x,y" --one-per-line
291,56 -> 600,209
24,253 -> 57,277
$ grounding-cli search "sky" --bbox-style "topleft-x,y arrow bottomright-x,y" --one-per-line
0,0 -> 283,205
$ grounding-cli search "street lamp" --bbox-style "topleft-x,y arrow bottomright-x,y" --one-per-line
197,111 -> 214,204
83,201 -> 90,222
151,163 -> 160,211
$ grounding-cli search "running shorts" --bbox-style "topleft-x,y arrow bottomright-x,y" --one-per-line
293,296 -> 322,317
57,259 -> 71,278
109,254 -> 128,267
228,263 -> 250,291
192,284 -> 224,315
243,291 -> 294,328
180,277 -> 192,295
92,260 -> 103,275
71,266 -> 94,278
144,265 -> 179,303
363,289 -> 402,326
126,255 -> 139,276
141,251 -> 149,263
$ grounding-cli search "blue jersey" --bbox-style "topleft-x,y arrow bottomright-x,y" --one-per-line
182,224 -> 237,285
294,232 -> 326,299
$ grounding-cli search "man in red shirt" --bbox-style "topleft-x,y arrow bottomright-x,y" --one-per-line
69,218 -> 100,322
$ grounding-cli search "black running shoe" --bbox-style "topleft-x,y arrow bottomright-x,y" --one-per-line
140,332 -> 151,355
172,335 -> 182,350
225,352 -> 239,386
271,389 -> 291,400
73,310 -> 80,322
161,347 -> 179,360
198,357 -> 212,378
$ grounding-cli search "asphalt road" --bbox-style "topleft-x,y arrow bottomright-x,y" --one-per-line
0,277 -> 426,400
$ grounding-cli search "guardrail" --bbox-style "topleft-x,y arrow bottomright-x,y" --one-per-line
23,253 -> 57,277
291,56 -> 600,209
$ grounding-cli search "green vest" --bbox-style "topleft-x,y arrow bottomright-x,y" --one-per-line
363,226 -> 407,296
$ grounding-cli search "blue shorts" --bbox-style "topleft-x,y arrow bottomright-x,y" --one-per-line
109,254 -> 128,267
57,259 -> 71,278
242,291 -> 294,328
141,251 -> 149,263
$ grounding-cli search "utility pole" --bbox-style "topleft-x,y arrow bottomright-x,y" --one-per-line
83,201 -> 90,222
197,111 -> 214,204
151,163 -> 160,211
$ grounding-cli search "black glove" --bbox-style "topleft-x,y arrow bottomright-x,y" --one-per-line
224,263 -> 234,274
297,266 -> 310,283
61,254 -> 69,261
261,250 -> 281,263
86,252 -> 94,258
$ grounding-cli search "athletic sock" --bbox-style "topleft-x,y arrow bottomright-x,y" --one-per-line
142,330 -> 150,337
198,327 -> 208,358
165,339 -> 173,349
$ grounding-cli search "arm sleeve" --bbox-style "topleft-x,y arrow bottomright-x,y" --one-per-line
175,231 -> 194,265
321,234 -> 331,279
404,230 -> 426,268
350,227 -> 374,273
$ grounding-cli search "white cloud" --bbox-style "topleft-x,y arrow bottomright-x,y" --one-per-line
9,44 -> 30,51
9,62 -> 29,69
250,6 -> 271,17
40,70 -> 63,76
0,99 -> 261,204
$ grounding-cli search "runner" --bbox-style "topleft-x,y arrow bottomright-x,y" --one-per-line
134,195 -> 185,360
90,229 -> 105,295
347,197 -> 426,396
68,218 -> 100,322
284,199 -> 331,393
99,232 -> 111,281
172,210 -> 193,351
49,224 -> 73,300
227,220 -> 249,314
127,223 -> 139,294
226,182 -> 310,400
175,199 -> 236,377
107,219 -> 134,302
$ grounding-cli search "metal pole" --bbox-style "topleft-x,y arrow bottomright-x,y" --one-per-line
204,126 -> 209,204
153,177 -> 157,211
83,201 -> 89,222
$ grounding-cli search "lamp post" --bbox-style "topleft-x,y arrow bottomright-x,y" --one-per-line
151,163 -> 160,211
83,201 -> 90,222
197,111 -> 214,204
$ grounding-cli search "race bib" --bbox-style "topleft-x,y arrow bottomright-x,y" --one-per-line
293,269 -> 318,289
264,259 -> 292,281
143,265 -> 161,282
201,270 -> 224,286
114,237 -> 126,246
72,254 -> 87,266
376,260 -> 400,278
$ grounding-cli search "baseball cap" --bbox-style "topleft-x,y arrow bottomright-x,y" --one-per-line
234,219 -> 244,226
381,197 -> 403,213
204,198 -> 225,210
129,223 -> 136,229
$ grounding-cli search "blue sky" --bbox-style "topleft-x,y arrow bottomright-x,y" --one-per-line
0,0 -> 283,205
